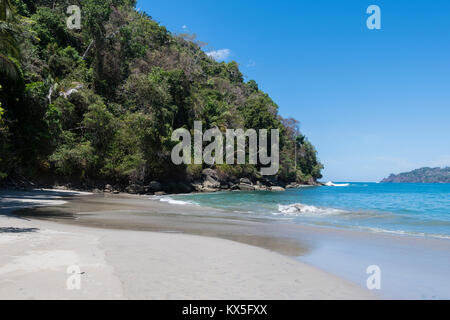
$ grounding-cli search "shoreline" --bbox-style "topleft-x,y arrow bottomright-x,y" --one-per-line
0,189 -> 375,300
2,188 -> 450,299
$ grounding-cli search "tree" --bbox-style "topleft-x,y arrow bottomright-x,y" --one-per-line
0,0 -> 20,79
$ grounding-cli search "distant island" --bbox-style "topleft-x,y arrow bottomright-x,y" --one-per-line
381,167 -> 450,183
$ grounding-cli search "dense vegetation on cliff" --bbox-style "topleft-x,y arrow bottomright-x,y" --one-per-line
381,167 -> 450,183
0,0 -> 323,189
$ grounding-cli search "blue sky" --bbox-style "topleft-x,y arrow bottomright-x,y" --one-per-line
137,0 -> 450,182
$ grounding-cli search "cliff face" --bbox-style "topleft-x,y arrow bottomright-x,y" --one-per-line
381,167 -> 450,183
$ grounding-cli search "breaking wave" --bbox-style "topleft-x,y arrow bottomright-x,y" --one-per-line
275,203 -> 347,216
150,196 -> 198,206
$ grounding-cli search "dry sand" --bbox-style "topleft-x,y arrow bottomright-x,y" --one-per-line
0,189 -> 375,300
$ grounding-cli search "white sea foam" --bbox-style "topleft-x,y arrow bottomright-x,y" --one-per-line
324,182 -> 350,187
275,203 -> 346,216
150,196 -> 198,206
364,227 -> 450,240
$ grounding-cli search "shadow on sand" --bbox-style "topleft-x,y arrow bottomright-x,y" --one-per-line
0,227 -> 39,233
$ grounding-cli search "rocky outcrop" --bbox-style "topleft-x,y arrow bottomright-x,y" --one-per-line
238,178 -> 255,191
203,176 -> 220,189
202,168 -> 219,181
18,169 -> 316,196
146,181 -> 162,193
126,184 -> 145,194
238,183 -> 255,191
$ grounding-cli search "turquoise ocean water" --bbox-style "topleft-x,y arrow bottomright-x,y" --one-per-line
171,183 -> 450,239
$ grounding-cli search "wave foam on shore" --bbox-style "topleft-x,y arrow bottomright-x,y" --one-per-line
275,203 -> 346,216
149,195 -> 199,206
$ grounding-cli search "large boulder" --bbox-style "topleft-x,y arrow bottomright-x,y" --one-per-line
203,175 -> 220,189
146,181 -> 162,193
126,184 -> 145,194
192,181 -> 204,192
237,177 -> 255,191
270,186 -> 286,192
177,182 -> 194,193
254,185 -> 268,191
238,183 -> 255,191
162,182 -> 194,194
163,182 -> 179,194
240,178 -> 252,185
202,168 -> 219,181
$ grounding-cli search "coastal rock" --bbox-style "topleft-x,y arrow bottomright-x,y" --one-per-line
202,168 -> 219,181
160,182 -> 195,194
104,184 -> 113,192
192,182 -> 204,192
126,184 -> 145,194
240,178 -> 252,185
154,191 -> 166,196
286,183 -> 300,189
146,181 -> 162,192
203,176 -> 220,189
238,183 -> 255,191
220,183 -> 231,189
270,186 -> 286,192
177,183 -> 194,193
254,185 -> 268,191
163,182 -> 182,194
201,187 -> 218,193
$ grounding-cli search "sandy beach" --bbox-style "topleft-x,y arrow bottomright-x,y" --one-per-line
0,189 -> 377,300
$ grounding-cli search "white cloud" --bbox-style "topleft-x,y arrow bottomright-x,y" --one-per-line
182,25 -> 188,30
206,49 -> 231,61
246,59 -> 256,67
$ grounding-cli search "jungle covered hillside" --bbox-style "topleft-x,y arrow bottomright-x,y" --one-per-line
381,167 -> 450,183
0,0 -> 323,190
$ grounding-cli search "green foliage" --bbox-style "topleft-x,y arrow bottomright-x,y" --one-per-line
31,7 -> 71,49
0,0 -> 323,186
50,138 -> 96,177
0,0 -> 21,79
82,102 -> 116,151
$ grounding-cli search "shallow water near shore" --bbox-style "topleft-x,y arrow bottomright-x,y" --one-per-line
172,183 -> 450,239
